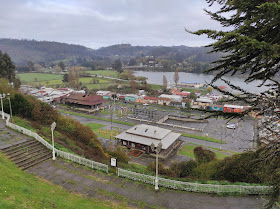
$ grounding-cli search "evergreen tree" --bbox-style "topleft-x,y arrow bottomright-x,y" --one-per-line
190,1 -> 280,207
112,59 -> 123,73
58,61 -> 65,71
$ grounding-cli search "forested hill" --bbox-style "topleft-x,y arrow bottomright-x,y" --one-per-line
0,39 -> 94,65
0,39 -> 221,66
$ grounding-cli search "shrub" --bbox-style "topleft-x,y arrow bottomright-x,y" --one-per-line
192,161 -> 219,180
178,160 -> 198,177
108,148 -> 130,164
194,146 -> 217,164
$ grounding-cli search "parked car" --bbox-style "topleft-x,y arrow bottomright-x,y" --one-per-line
226,124 -> 236,129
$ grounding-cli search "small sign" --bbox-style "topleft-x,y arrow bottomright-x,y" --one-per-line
111,158 -> 117,167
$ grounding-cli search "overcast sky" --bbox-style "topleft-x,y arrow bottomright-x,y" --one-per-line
0,0 -> 223,49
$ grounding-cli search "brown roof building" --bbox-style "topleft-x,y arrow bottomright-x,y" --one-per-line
62,93 -> 106,109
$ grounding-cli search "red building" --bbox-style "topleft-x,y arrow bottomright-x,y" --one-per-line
223,104 -> 243,113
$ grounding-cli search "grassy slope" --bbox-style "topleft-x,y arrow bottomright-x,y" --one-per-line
16,73 -> 63,83
0,152 -> 113,209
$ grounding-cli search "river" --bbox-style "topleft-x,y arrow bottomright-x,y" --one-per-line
134,71 -> 270,93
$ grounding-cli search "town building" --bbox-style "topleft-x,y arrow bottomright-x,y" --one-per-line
180,81 -> 203,88
61,92 -> 106,109
115,124 -> 182,158
223,104 -> 243,113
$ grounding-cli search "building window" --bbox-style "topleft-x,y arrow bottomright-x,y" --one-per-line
123,141 -> 127,145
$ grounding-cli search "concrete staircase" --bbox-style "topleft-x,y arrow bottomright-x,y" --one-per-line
0,138 -> 52,170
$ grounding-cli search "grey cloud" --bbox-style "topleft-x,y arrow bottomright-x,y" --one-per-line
0,0 -> 223,48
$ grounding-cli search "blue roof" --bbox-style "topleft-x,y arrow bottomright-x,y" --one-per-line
181,81 -> 201,84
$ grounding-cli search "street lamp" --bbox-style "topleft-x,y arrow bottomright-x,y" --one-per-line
0,93 -> 5,119
51,122 -> 56,160
151,141 -> 163,191
7,93 -> 12,122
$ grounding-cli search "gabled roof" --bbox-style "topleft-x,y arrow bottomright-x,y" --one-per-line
65,93 -> 106,106
115,124 -> 181,149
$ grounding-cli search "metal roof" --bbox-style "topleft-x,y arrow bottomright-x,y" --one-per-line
115,124 -> 181,149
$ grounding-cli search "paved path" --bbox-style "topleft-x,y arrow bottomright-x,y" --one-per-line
27,159 -> 267,209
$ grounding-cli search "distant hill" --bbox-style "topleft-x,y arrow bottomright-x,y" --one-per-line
0,39 -> 94,65
0,39 -> 221,67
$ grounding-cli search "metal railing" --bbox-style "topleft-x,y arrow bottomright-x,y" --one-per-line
2,112 -> 108,173
118,168 -> 272,195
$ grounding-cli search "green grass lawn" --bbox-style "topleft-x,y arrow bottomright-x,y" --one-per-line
179,144 -> 232,160
178,144 -> 196,158
16,73 -> 63,83
0,152 -> 114,209
85,123 -> 121,139
86,70 -> 118,78
84,123 -> 120,139
181,133 -> 227,144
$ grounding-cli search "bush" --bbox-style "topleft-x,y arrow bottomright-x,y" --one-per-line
146,161 -> 167,175
178,160 -> 198,177
108,148 -> 129,164
192,161 -> 219,180
194,146 -> 216,164
212,152 -> 261,183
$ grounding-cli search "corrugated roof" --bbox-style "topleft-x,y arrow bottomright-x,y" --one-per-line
126,124 -> 171,140
65,93 -> 106,106
115,124 -> 181,149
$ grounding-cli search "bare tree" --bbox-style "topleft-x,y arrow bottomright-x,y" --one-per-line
128,70 -> 136,93
173,68 -> 179,87
163,75 -> 167,91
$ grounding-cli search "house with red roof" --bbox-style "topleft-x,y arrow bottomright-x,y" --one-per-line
62,92 -> 106,109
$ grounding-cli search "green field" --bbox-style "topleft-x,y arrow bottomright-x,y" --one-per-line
179,144 -> 231,159
86,70 -> 118,78
16,72 -> 123,90
181,133 -> 227,144
16,73 -> 63,83
0,152 -> 113,209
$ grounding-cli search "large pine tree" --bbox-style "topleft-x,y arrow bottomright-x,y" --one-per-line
190,1 -> 280,207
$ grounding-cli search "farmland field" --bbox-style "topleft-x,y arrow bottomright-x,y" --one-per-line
16,73 -> 63,83
86,70 -> 118,78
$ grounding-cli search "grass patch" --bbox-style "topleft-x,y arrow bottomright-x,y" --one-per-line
0,152 -> 114,209
60,110 -> 134,126
182,87 -> 207,95
86,70 -> 118,78
179,144 -> 232,160
181,133 -> 227,144
85,123 -> 120,139
16,73 -> 63,83
178,144 -> 196,158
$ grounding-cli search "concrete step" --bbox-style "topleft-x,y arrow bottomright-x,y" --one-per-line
8,144 -> 47,160
4,141 -> 41,156
21,155 -> 52,170
2,140 -> 39,154
14,149 -> 50,165
16,151 -> 51,169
